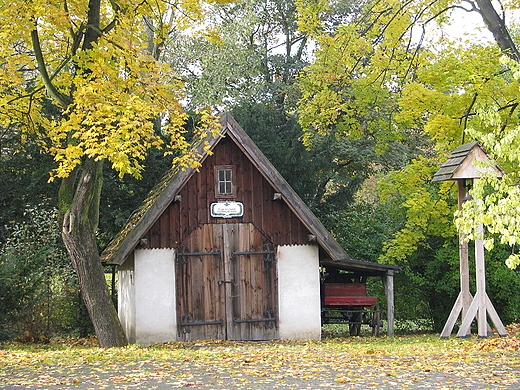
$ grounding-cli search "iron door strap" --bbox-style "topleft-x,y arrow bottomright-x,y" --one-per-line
232,250 -> 275,256
233,311 -> 276,326
180,251 -> 221,257
179,315 -> 224,334
232,242 -> 275,267
179,320 -> 224,326
233,317 -> 276,323
177,246 -> 221,263
179,315 -> 224,327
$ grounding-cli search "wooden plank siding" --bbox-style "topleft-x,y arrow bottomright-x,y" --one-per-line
141,136 -> 310,248
102,113 -> 401,341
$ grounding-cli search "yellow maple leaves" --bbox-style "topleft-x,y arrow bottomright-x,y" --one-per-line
0,0 -> 229,181
46,37 -> 188,179
295,0 -> 520,268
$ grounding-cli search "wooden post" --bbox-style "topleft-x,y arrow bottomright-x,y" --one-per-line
475,222 -> 488,337
458,181 -> 472,324
441,180 -> 472,338
383,270 -> 395,337
457,223 -> 508,338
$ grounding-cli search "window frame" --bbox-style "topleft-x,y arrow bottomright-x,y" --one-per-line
214,165 -> 236,199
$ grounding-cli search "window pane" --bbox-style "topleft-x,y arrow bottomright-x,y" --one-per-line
217,168 -> 233,195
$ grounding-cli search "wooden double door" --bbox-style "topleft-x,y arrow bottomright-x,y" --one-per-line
176,223 -> 278,341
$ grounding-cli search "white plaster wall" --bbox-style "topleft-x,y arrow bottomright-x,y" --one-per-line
134,248 -> 177,345
118,254 -> 136,343
277,244 -> 321,340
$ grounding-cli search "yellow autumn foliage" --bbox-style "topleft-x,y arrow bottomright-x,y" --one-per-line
0,0 -> 228,180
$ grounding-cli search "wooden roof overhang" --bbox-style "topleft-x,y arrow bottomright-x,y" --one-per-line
101,113 -> 398,276
320,256 -> 400,277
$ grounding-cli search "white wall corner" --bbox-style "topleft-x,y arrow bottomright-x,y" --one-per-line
277,244 -> 321,340
134,248 -> 177,345
118,253 -> 136,343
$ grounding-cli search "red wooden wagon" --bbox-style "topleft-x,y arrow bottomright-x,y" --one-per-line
322,282 -> 381,336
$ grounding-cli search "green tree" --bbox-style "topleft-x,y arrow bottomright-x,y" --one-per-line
172,0 -> 417,217
295,0 -> 520,327
0,0 -> 226,347
0,131 -> 59,244
168,0 -> 326,109
296,0 -> 520,267
230,102 -> 383,211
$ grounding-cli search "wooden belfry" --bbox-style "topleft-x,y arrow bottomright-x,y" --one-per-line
432,142 -> 508,338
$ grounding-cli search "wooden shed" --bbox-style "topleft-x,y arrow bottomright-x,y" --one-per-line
102,113 -> 399,344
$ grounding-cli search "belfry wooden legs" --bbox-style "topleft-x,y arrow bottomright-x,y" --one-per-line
456,292 -> 507,337
441,224 -> 507,338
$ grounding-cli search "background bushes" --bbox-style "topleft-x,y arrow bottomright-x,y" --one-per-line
0,206 -> 92,341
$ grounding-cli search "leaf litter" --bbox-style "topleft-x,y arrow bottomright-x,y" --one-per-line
1,333 -> 520,389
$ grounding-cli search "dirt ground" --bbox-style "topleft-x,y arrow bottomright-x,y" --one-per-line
2,358 -> 520,389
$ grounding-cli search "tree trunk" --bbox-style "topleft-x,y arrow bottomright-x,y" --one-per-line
61,158 -> 127,347
476,0 -> 520,62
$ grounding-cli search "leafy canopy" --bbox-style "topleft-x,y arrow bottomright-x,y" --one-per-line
296,0 -> 520,267
0,0 -> 229,180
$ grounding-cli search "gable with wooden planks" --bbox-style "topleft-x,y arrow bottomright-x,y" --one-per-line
102,113 -> 399,344
139,135 -> 309,249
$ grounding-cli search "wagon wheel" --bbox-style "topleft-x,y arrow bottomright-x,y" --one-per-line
371,306 -> 381,337
349,309 -> 362,336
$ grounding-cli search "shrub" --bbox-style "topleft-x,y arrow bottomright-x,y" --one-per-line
0,206 -> 90,341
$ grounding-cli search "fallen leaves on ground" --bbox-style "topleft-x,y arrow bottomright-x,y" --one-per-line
469,336 -> 520,352
506,323 -> 520,336
1,334 -> 520,389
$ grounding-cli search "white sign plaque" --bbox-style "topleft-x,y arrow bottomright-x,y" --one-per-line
210,201 -> 244,218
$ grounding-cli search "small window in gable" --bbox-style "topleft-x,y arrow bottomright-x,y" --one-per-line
215,165 -> 236,198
